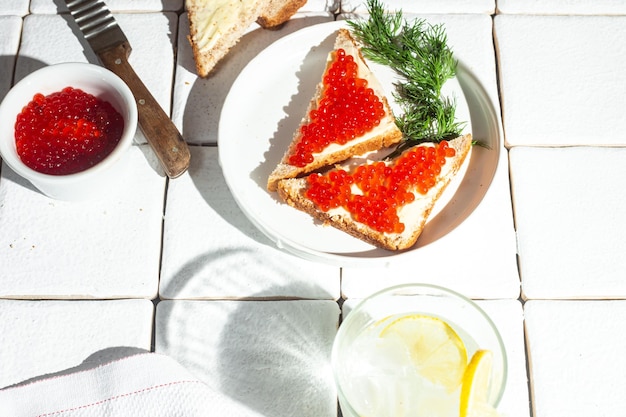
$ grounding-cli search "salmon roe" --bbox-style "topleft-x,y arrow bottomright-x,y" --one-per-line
305,141 -> 456,234
288,48 -> 386,167
14,86 -> 124,175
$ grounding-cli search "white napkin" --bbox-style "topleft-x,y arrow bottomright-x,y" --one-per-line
0,352 -> 263,417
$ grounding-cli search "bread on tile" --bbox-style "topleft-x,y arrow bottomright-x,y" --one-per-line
267,28 -> 403,192
276,134 -> 473,251
186,0 -> 306,78
257,0 -> 308,28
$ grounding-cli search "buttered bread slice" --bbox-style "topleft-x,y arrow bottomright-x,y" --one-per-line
276,134 -> 472,251
267,28 -> 403,192
186,0 -> 306,77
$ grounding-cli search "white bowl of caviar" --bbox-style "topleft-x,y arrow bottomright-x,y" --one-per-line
0,62 -> 137,200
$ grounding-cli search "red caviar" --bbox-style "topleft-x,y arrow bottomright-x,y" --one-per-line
288,48 -> 386,167
14,86 -> 124,175
305,141 -> 456,234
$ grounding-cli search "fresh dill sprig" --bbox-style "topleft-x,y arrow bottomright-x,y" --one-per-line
347,0 -> 465,157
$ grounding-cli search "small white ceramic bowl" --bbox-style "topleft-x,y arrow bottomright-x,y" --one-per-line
0,62 -> 137,200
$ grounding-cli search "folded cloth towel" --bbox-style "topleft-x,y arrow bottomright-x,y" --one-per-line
0,352 -> 263,417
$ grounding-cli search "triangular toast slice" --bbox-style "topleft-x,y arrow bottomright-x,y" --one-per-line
267,28 -> 403,191
186,0 -> 306,77
276,134 -> 472,251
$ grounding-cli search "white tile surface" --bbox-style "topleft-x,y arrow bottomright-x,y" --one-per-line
340,196 -> 520,297
16,13 -> 178,145
0,16 -> 21,100
525,300 -> 626,417
342,14 -> 518,300
174,12 -> 334,145
160,146 -> 340,300
497,0 -> 626,15
155,299 -> 339,417
16,14 -> 88,76
510,146 -> 626,299
30,0 -> 184,13
495,15 -> 626,147
1,11 -> 175,299
0,0 -> 28,16
341,297 -> 530,417
0,299 -> 153,389
341,0 -> 495,14
5,4 -> 624,417
0,146 -> 165,299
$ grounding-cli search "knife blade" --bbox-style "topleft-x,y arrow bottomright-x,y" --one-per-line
64,0 -> 190,178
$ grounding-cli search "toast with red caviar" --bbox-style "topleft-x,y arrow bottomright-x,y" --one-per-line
266,28 -> 403,192
276,134 -> 472,251
186,0 -> 306,77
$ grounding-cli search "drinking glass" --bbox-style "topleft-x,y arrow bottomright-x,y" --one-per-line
331,284 -> 507,417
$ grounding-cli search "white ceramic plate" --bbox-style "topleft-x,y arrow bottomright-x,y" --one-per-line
219,21 -> 500,266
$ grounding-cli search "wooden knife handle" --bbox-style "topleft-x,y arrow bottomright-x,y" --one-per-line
98,42 -> 190,178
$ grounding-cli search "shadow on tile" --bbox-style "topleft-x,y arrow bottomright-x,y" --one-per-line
2,346 -> 149,389
1,56 -> 48,102
0,57 -> 17,101
159,246 -> 337,300
157,242 -> 339,415
216,297 -> 338,417
156,285 -> 339,417
1,158 -> 40,195
186,155 -> 276,249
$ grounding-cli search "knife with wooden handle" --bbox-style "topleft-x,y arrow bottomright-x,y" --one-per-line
64,0 -> 190,178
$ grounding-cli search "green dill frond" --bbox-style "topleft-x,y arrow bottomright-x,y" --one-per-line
347,0 -> 464,151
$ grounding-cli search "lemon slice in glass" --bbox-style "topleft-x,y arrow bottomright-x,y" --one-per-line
460,349 -> 500,417
379,314 -> 468,391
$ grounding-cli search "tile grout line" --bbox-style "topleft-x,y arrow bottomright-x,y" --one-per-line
492,4 -> 536,416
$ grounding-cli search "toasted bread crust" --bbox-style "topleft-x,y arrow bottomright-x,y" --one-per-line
277,183 -> 406,249
276,134 -> 473,251
267,28 -> 403,191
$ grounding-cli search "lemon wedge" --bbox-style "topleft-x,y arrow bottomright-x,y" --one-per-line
379,314 -> 467,391
460,349 -> 500,417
